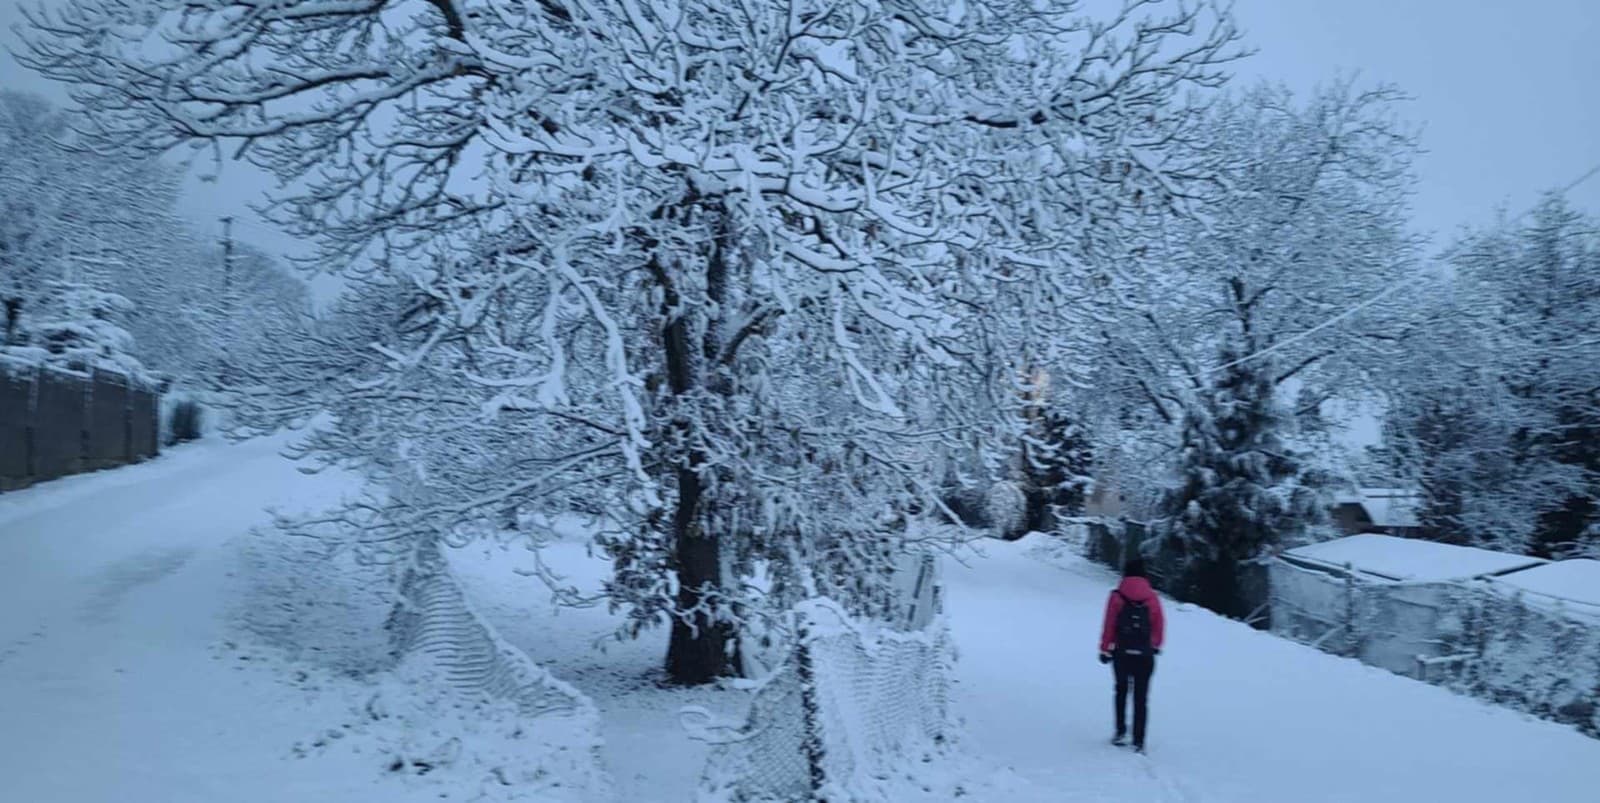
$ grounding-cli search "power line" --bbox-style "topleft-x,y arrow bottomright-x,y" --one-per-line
1202,276 -> 1422,376
1203,160 -> 1600,376
1556,163 -> 1600,196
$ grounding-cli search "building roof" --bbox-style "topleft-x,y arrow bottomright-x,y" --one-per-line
1331,488 -> 1421,529
1484,559 -> 1600,619
1281,533 -> 1546,583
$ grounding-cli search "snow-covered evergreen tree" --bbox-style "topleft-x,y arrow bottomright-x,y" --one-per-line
1018,394 -> 1094,534
1158,331 -> 1321,619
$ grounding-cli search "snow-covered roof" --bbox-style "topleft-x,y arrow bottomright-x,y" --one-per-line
1281,534 -> 1545,583
1484,559 -> 1600,619
1331,487 -> 1421,529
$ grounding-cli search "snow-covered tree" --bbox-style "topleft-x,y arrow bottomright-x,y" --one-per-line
23,0 -> 1241,683
1380,197 -> 1600,557
0,91 -> 71,345
1082,84 -> 1423,616
0,91 -> 304,382
1156,331 -> 1323,618
1016,387 -> 1094,534
25,281 -> 145,376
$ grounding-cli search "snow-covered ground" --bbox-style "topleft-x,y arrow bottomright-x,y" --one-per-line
3,436 -> 1597,801
449,531 -> 740,800
946,536 -> 1600,802
0,435 -> 392,801
0,436 -> 599,802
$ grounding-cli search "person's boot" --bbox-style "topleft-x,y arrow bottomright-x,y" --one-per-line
1132,742 -> 1146,754
1111,732 -> 1128,747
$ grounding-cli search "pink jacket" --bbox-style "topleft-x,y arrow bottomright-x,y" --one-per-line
1099,576 -> 1165,654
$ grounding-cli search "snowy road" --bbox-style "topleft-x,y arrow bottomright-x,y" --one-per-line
0,436 -> 419,803
944,536 -> 1600,803
4,436 -> 1597,802
0,437 -> 317,663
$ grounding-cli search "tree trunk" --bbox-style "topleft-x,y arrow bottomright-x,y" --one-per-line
3,296 -> 20,346
665,465 -> 735,684
657,199 -> 741,685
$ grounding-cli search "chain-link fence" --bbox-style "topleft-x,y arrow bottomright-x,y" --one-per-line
1270,557 -> 1600,738
0,357 -> 159,490
691,553 -> 952,802
1270,558 -> 1447,667
387,538 -> 603,721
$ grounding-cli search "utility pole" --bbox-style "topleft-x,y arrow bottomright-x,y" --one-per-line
220,216 -> 234,295
217,216 -> 235,386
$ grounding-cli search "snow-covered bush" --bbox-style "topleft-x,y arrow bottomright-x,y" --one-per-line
165,398 -> 204,445
984,480 -> 1027,540
17,281 -> 148,379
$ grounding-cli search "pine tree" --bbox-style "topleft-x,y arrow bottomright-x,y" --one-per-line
1158,331 -> 1321,620
1020,402 -> 1093,534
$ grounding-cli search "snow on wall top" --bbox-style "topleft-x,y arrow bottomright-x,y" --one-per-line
1282,533 -> 1545,583
1484,559 -> 1600,617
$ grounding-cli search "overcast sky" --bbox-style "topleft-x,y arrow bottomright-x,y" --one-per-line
2,0 -> 1597,260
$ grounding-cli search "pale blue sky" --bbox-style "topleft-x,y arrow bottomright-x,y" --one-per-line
3,0 -> 1597,259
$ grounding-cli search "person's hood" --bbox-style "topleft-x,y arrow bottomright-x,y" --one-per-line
1116,576 -> 1157,603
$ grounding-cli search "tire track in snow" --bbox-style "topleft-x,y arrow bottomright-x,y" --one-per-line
80,546 -> 198,623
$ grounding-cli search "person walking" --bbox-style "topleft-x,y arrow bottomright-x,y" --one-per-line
1098,558 -> 1164,753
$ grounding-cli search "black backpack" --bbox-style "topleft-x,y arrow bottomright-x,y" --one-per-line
1114,591 -> 1152,653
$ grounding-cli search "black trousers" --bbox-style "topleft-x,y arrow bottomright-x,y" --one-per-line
1113,651 -> 1156,745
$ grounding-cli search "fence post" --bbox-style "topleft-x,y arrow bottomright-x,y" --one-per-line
81,367 -> 94,469
122,373 -> 134,463
26,364 -> 39,479
794,611 -> 829,802
1343,562 -> 1359,659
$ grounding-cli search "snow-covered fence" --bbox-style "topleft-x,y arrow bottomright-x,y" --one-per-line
380,537 -> 613,793
1270,559 -> 1448,666
386,538 -> 602,720
690,555 -> 953,802
1270,557 -> 1600,738
1443,584 -> 1600,738
0,357 -> 159,490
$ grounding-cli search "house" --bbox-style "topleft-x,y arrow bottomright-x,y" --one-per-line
1330,487 -> 1422,538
